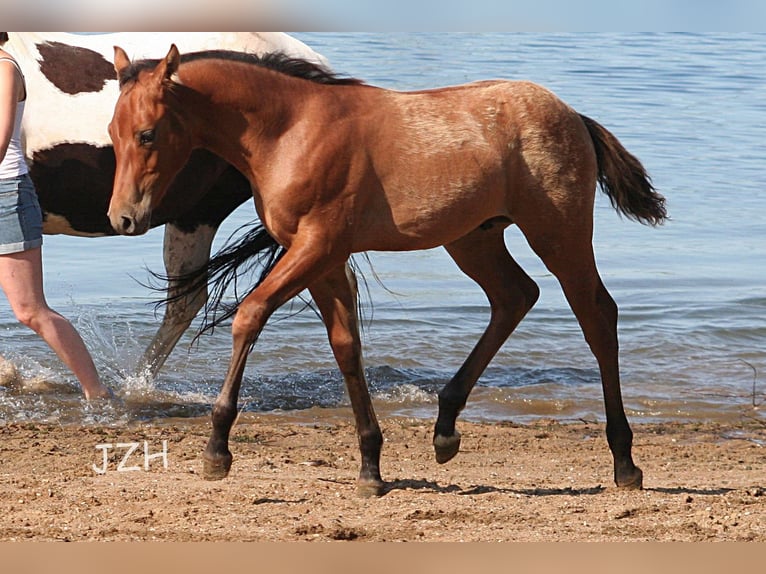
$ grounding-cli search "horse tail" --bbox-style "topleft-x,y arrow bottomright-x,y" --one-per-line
579,114 -> 667,226
155,221 -> 285,340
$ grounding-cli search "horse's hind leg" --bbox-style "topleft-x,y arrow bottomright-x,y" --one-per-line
434,225 -> 539,463
309,263 -> 384,497
522,225 -> 643,489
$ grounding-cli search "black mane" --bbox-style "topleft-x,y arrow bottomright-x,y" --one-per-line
118,50 -> 363,88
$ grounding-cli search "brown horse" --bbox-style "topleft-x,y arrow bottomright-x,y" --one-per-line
107,45 -> 666,496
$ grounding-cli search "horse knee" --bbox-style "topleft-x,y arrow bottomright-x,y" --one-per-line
230,300 -> 271,342
329,330 -> 362,372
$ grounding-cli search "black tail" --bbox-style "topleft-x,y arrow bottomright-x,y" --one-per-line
580,114 -> 668,225
157,221 -> 285,340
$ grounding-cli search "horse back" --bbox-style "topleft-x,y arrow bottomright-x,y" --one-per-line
339,80 -> 595,250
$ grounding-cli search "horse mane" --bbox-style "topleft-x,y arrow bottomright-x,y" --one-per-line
118,50 -> 363,88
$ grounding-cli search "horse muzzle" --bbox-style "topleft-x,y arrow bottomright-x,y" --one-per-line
108,207 -> 151,236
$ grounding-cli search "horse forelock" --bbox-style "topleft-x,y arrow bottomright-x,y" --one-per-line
117,59 -> 159,89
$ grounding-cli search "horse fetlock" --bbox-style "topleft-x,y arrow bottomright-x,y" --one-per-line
433,430 -> 461,464
211,403 -> 238,431
359,429 -> 384,453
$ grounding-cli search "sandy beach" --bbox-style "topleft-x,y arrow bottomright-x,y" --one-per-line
0,411 -> 763,542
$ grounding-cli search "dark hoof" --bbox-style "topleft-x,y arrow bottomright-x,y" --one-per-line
616,465 -> 643,490
356,477 -> 386,498
202,453 -> 233,481
433,431 -> 461,464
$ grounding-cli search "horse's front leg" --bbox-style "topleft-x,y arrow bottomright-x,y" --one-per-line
309,263 -> 384,497
201,321 -> 251,480
137,223 -> 217,378
202,241 -> 342,480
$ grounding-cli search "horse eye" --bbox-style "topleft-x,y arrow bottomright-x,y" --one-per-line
138,129 -> 155,146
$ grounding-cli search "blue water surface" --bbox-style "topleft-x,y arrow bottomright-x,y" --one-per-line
1,33 -> 763,426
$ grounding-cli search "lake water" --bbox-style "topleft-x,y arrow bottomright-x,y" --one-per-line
0,33 -> 763,427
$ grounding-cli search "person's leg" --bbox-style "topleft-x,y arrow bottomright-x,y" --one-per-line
0,247 -> 111,399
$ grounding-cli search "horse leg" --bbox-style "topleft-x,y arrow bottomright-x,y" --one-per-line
434,226 -> 539,463
202,242 -> 341,480
523,228 -> 643,489
137,223 -> 216,378
138,160 -> 252,378
308,263 -> 384,497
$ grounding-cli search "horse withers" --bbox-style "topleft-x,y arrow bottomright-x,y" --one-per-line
107,44 -> 666,496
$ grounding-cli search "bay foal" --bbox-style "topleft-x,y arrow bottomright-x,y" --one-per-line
108,45 -> 666,495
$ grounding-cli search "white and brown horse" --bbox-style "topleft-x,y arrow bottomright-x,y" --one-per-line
108,45 -> 667,495
5,32 -> 326,378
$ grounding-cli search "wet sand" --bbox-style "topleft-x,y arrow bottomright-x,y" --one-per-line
0,411 -> 764,541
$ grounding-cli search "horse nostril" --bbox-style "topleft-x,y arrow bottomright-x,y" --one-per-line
120,216 -> 134,234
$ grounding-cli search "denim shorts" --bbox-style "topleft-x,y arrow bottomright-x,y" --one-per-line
0,173 -> 43,255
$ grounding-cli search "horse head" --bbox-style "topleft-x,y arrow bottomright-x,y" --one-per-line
108,44 -> 190,236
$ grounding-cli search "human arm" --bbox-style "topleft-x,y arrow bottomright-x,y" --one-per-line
0,59 -> 21,164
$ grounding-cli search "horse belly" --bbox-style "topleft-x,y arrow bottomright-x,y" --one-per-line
358,175 -> 507,252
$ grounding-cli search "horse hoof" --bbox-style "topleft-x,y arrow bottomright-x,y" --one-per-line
356,478 -> 386,498
202,453 -> 233,481
433,431 -> 461,464
616,465 -> 643,490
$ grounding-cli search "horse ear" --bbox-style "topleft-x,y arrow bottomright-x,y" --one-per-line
161,44 -> 180,80
113,46 -> 131,77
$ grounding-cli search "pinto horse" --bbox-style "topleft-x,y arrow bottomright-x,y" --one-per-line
5,32 -> 326,379
108,45 -> 667,496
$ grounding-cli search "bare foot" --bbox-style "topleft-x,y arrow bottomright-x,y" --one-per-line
0,357 -> 23,388
84,384 -> 115,401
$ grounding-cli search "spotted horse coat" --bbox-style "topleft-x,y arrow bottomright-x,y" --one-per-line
6,32 -> 327,378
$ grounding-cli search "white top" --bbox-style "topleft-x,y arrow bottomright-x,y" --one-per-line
0,57 -> 27,179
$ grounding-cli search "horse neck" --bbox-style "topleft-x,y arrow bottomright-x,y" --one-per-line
175,61 -> 307,180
